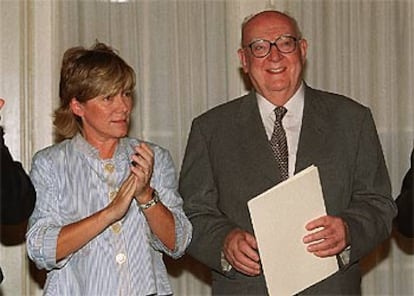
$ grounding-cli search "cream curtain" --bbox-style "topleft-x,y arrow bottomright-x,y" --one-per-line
0,0 -> 413,295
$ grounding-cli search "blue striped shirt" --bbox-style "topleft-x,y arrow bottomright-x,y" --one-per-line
26,134 -> 192,296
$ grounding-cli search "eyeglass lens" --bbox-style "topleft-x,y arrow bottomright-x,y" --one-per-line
249,36 -> 297,58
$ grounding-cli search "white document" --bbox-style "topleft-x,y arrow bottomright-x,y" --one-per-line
247,165 -> 338,296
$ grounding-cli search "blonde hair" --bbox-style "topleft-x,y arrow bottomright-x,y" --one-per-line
54,42 -> 136,141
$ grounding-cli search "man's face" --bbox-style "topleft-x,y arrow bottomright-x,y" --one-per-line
238,12 -> 308,104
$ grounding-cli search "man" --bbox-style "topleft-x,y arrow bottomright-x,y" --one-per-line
395,148 -> 414,237
179,10 -> 397,295
0,98 -> 36,283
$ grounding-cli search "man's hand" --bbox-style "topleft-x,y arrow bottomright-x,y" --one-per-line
303,215 -> 349,257
223,228 -> 261,276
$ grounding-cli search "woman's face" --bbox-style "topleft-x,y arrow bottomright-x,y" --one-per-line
70,91 -> 133,143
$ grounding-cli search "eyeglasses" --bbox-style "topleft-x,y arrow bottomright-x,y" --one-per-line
247,35 -> 300,58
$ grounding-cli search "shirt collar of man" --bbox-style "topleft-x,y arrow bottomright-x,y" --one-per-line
257,81 -> 305,127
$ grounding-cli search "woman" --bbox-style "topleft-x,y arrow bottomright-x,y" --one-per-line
26,42 -> 192,295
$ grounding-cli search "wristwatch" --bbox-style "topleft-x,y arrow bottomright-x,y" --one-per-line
138,190 -> 160,210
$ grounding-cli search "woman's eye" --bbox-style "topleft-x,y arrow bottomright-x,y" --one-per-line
102,95 -> 113,102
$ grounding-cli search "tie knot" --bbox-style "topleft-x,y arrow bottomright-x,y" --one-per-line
274,106 -> 287,122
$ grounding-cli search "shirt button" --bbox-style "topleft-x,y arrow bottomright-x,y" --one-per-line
111,222 -> 122,234
104,163 -> 115,173
109,191 -> 117,200
116,253 -> 127,265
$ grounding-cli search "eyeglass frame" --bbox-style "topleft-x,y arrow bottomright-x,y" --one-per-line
245,35 -> 301,58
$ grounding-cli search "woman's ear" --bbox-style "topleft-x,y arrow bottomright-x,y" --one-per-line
70,98 -> 84,117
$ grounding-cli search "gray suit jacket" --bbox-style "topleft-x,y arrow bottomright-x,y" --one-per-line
395,149 -> 414,237
179,85 -> 397,295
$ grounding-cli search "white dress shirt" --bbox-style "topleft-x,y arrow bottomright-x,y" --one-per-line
257,82 -> 305,177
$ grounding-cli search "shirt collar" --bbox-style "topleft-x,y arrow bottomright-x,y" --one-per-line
72,133 -> 130,162
257,82 -> 305,121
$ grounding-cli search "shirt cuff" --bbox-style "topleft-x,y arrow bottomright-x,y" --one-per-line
221,251 -> 232,272
339,245 -> 351,266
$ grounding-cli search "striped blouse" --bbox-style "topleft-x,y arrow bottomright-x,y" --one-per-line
26,134 -> 192,296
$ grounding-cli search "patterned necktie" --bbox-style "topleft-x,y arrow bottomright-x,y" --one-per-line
269,106 -> 289,181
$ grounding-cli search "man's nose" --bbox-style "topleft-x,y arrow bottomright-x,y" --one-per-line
268,43 -> 283,61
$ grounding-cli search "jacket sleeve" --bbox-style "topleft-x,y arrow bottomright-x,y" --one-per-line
179,119 -> 239,274
395,149 -> 414,237
147,145 -> 192,259
339,110 -> 397,264
0,128 -> 36,225
26,150 -> 70,270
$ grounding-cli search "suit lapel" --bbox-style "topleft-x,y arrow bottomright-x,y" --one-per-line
237,92 -> 282,182
234,87 -> 331,182
296,86 -> 332,173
